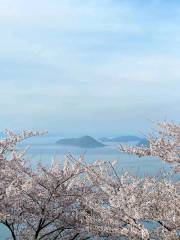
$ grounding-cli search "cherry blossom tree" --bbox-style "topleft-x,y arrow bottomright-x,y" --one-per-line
81,122 -> 180,239
83,164 -> 179,239
0,122 -> 179,240
116,121 -> 180,239
120,122 -> 180,172
0,131 -> 94,239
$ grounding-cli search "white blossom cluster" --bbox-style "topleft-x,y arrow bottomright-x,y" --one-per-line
120,122 -> 180,172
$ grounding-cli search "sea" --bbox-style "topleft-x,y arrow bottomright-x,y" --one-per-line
0,135 -> 179,239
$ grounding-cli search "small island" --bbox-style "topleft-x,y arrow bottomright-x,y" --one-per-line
99,135 -> 143,142
56,135 -> 105,148
136,138 -> 149,147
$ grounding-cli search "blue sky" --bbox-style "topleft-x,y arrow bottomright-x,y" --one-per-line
0,0 -> 179,136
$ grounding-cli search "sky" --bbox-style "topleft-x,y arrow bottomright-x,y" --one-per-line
0,0 -> 179,136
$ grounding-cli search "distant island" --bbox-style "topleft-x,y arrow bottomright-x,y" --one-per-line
136,138 -> 149,147
99,135 -> 143,143
56,136 -> 105,148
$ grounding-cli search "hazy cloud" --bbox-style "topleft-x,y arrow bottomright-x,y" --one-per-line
0,0 -> 179,134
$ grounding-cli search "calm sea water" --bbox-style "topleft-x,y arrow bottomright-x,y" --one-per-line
18,135 -> 173,176
0,136 -> 179,239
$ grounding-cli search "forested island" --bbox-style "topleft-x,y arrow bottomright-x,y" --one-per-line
56,135 -> 105,148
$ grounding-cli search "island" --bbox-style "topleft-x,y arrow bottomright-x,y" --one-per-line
136,138 -> 149,147
56,136 -> 106,148
99,135 -> 143,142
